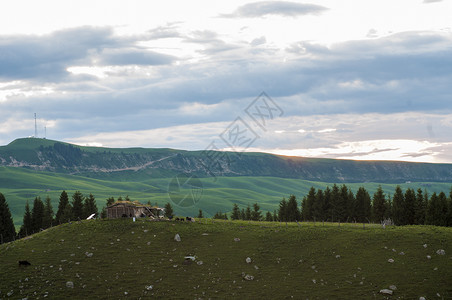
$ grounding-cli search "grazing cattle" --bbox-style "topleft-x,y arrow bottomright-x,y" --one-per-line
186,217 -> 192,222
175,217 -> 180,221
19,260 -> 31,266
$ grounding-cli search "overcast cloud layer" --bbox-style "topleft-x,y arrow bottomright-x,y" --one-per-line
1,0 -> 452,163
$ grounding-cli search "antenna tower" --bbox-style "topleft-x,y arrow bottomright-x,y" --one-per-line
34,113 -> 38,138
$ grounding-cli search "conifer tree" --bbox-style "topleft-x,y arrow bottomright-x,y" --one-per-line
43,196 -> 54,229
372,186 -> 386,223
355,187 -> 371,223
347,189 -> 356,221
426,192 -> 438,226
437,192 -> 448,226
56,190 -> 70,224
245,204 -> 252,220
303,187 -> 316,221
31,197 -> 45,232
0,193 -> 16,243
278,198 -> 288,222
404,188 -> 416,225
330,184 -> 340,222
231,203 -> 241,220
313,189 -> 324,221
337,185 -> 349,222
240,208 -> 245,220
323,187 -> 331,221
446,189 -> 452,227
83,193 -> 98,219
414,188 -> 426,225
265,211 -> 273,222
72,191 -> 84,220
164,202 -> 174,218
251,203 -> 262,221
19,201 -> 32,236
287,194 -> 300,221
197,209 -> 204,219
392,186 -> 405,225
272,210 -> 278,222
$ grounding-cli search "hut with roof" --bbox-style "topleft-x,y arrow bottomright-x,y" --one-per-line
106,201 -> 164,219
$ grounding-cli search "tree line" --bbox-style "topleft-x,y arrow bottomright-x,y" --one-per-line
214,185 -> 452,227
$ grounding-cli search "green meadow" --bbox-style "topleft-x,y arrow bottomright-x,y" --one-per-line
1,219 -> 451,299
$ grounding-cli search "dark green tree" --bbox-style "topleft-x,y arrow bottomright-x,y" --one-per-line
330,184 -> 340,222
197,209 -> 204,219
43,196 -> 54,229
404,188 -> 416,225
272,209 -> 278,222
31,197 -> 45,232
302,187 -> 316,221
392,186 -> 405,225
231,203 -> 241,220
287,194 -> 301,221
265,211 -> 273,222
337,185 -> 349,222
313,189 -> 324,221
83,193 -> 98,219
323,187 -> 331,221
245,205 -> 252,220
251,203 -> 262,221
414,188 -> 426,225
372,186 -> 386,223
437,192 -> 448,226
55,191 -> 71,224
164,202 -> 174,218
347,189 -> 356,221
107,197 -> 115,206
0,193 -> 16,243
446,188 -> 452,227
278,198 -> 288,222
19,201 -> 32,237
240,208 -> 245,220
426,192 -> 438,226
72,191 -> 84,220
355,187 -> 371,223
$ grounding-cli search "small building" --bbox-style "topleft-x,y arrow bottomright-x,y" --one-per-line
106,201 -> 164,219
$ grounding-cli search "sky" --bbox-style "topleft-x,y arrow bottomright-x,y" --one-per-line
1,0 -> 452,163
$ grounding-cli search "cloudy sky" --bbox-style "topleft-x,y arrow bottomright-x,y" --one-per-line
1,0 -> 452,163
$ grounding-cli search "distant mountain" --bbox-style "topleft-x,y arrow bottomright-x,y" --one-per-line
1,138 -> 452,183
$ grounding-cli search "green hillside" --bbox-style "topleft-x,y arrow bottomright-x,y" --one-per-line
1,219 -> 451,299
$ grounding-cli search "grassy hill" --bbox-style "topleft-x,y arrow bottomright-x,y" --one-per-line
2,166 -> 452,229
1,219 -> 451,299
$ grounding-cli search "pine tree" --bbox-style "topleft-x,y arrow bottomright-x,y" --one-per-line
251,203 -> 262,221
31,197 -> 45,232
437,192 -> 448,226
19,201 -> 32,236
43,196 -> 54,229
72,191 -> 84,220
392,186 -> 405,225
55,191 -> 70,224
287,194 -> 300,221
197,209 -> 204,219
164,202 -> 174,218
404,188 -> 416,225
303,187 -> 316,221
265,211 -> 273,222
355,187 -> 371,223
313,189 -> 324,221
278,198 -> 288,222
83,193 -> 98,219
245,205 -> 252,220
231,203 -> 241,220
330,184 -> 340,222
337,185 -> 349,222
240,208 -> 245,220
107,197 -> 115,206
414,189 -> 426,225
272,210 -> 278,222
347,189 -> 356,221
446,189 -> 452,227
0,193 -> 16,243
323,187 -> 331,222
372,186 -> 386,223
426,192 -> 438,226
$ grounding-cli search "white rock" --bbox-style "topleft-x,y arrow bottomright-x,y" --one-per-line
174,233 -> 181,242
246,257 -> 252,264
85,252 -> 93,257
234,237 -> 240,242
145,285 -> 153,290
423,244 -> 427,248
335,255 -> 341,259
197,261 -> 203,265
66,281 -> 74,288
243,274 -> 254,281
399,252 -> 405,255
388,258 -> 394,263
436,249 -> 445,255
312,279 -> 316,284
380,289 -> 393,295
427,255 -> 431,259
389,285 -> 397,290
419,297 -> 426,300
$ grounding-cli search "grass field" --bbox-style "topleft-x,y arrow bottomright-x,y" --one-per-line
1,219 -> 451,299
2,166 -> 452,229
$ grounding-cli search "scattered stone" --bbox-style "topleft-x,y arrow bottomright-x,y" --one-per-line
174,233 -> 181,242
427,255 -> 431,259
419,297 -> 426,300
388,259 -> 394,263
66,281 -> 74,288
423,244 -> 427,248
246,257 -> 252,264
380,289 -> 393,295
202,233 -> 209,236
436,249 -> 446,255
399,252 -> 405,255
392,248 -> 396,252
124,292 -> 128,295
197,261 -> 203,265
434,267 -> 438,271
85,252 -> 93,258
7,290 -> 13,297
389,285 -> 397,291
234,237 -> 240,242
335,255 -> 341,259
147,242 -> 151,245
254,265 -> 259,270
243,274 -> 254,281
312,279 -> 316,284
145,285 -> 153,290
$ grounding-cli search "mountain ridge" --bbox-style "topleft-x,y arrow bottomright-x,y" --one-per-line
1,137 -> 452,183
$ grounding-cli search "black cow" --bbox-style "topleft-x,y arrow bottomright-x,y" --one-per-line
18,260 -> 31,266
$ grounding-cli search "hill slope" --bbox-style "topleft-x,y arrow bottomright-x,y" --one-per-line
2,138 -> 452,183
1,219 -> 451,299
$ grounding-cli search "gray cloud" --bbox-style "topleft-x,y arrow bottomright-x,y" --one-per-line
98,48 -> 175,66
423,0 -> 443,3
222,1 -> 328,18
